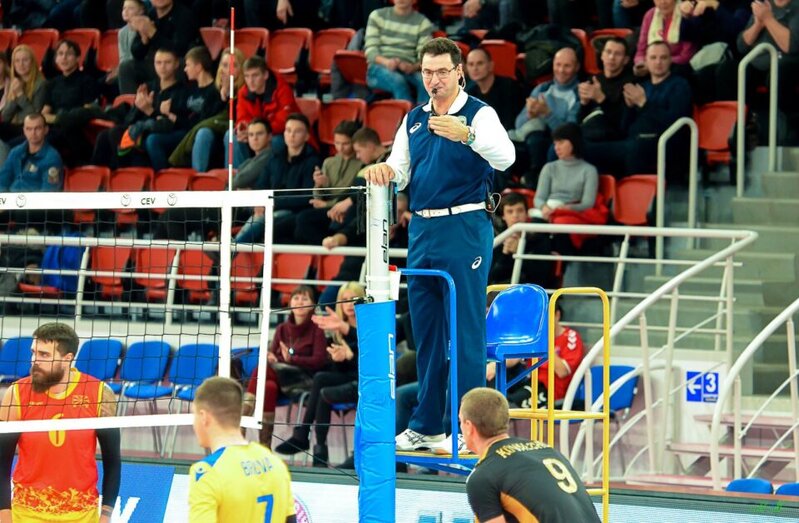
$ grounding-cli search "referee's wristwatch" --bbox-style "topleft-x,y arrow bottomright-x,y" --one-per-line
288,347 -> 295,361
461,125 -> 476,146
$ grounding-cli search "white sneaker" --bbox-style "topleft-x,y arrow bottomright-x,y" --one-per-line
432,433 -> 473,456
395,429 -> 445,451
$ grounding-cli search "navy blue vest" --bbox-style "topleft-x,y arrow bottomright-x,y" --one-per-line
405,95 -> 494,212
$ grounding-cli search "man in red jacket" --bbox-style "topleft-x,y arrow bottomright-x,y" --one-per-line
226,55 -> 299,168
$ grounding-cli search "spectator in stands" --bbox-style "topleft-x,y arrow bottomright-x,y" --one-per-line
584,42 -> 693,179
0,55 -> 11,115
614,0 -> 653,28
501,304 -> 585,408
0,46 -> 45,143
512,47 -> 581,188
118,0 -> 200,93
579,37 -> 635,142
223,56 -> 299,169
241,285 -> 328,449
106,0 -> 147,86
41,39 -> 101,166
294,120 -> 364,246
0,113 -> 63,193
315,126 -> 391,250
364,0 -> 435,104
154,118 -> 272,241
488,193 -> 558,288
466,47 -> 525,131
737,0 -> 799,110
634,0 -> 698,76
91,47 -> 185,168
274,282 -> 365,467
171,47 -> 245,171
235,113 -> 320,244
244,0 -> 322,30
6,0 -> 78,30
144,46 -> 223,171
462,0 -> 522,31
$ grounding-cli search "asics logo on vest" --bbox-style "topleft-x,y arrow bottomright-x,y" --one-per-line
409,122 -> 422,134
471,257 -> 482,269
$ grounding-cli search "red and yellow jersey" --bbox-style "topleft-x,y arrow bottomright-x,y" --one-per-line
11,368 -> 104,521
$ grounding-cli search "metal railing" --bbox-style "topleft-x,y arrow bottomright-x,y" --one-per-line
736,42 -> 779,197
709,297 -> 799,489
656,117 -> 698,272
554,226 -> 758,479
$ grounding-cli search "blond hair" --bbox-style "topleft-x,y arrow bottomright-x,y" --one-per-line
461,388 -> 510,438
215,47 -> 245,94
9,45 -> 44,102
335,281 -> 365,324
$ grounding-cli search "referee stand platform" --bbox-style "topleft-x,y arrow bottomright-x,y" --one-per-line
392,274 -> 611,522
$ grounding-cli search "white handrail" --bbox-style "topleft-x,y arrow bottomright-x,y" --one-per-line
560,230 -> 758,453
656,116 -> 698,274
736,43 -> 778,198
709,296 -> 799,489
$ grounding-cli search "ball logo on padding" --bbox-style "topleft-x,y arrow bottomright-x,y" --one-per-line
121,194 -> 131,207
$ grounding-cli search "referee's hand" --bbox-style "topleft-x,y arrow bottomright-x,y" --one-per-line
363,162 -> 396,186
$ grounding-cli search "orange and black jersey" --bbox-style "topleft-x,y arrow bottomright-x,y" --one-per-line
466,437 -> 600,523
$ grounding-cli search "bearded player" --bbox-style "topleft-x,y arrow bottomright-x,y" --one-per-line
0,323 -> 121,523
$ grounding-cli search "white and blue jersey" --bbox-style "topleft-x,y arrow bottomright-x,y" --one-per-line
386,89 -> 515,436
387,89 -> 515,211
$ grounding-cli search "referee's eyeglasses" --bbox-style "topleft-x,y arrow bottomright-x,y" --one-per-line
421,66 -> 457,80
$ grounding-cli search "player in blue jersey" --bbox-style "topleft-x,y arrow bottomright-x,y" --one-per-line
364,37 -> 515,454
189,377 -> 296,523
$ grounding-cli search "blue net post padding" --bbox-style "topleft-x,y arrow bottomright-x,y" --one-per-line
355,300 -> 396,523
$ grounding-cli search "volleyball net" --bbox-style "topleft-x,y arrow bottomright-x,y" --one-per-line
0,188 -> 278,438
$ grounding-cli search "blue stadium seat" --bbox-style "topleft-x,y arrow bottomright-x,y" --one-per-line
0,337 -> 33,382
776,483 -> 799,496
486,284 -> 549,395
726,477 -> 774,494
111,340 -> 172,397
74,338 -> 124,382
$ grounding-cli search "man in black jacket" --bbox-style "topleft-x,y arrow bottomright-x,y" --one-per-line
118,0 -> 200,93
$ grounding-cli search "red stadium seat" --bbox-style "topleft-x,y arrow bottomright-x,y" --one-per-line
177,250 -> 216,304
333,50 -> 367,87
235,28 -> 269,58
268,28 -> 312,84
480,39 -> 518,79
319,99 -> 367,146
62,28 -> 100,69
191,169 -> 228,191
232,251 -> 265,306
64,165 -> 110,224
109,168 -> 153,225
695,101 -> 741,167
366,100 -> 412,146
200,27 -> 226,60
310,28 -> 356,87
434,0 -> 464,19
90,246 -> 132,299
296,97 -> 321,128
454,41 -> 470,62
315,254 -> 345,291
0,29 -> 19,55
598,175 -> 616,206
19,29 -> 59,66
97,29 -> 119,73
152,169 -> 194,215
134,247 -> 177,302
273,253 -> 313,305
570,28 -> 594,75
613,175 -> 657,226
